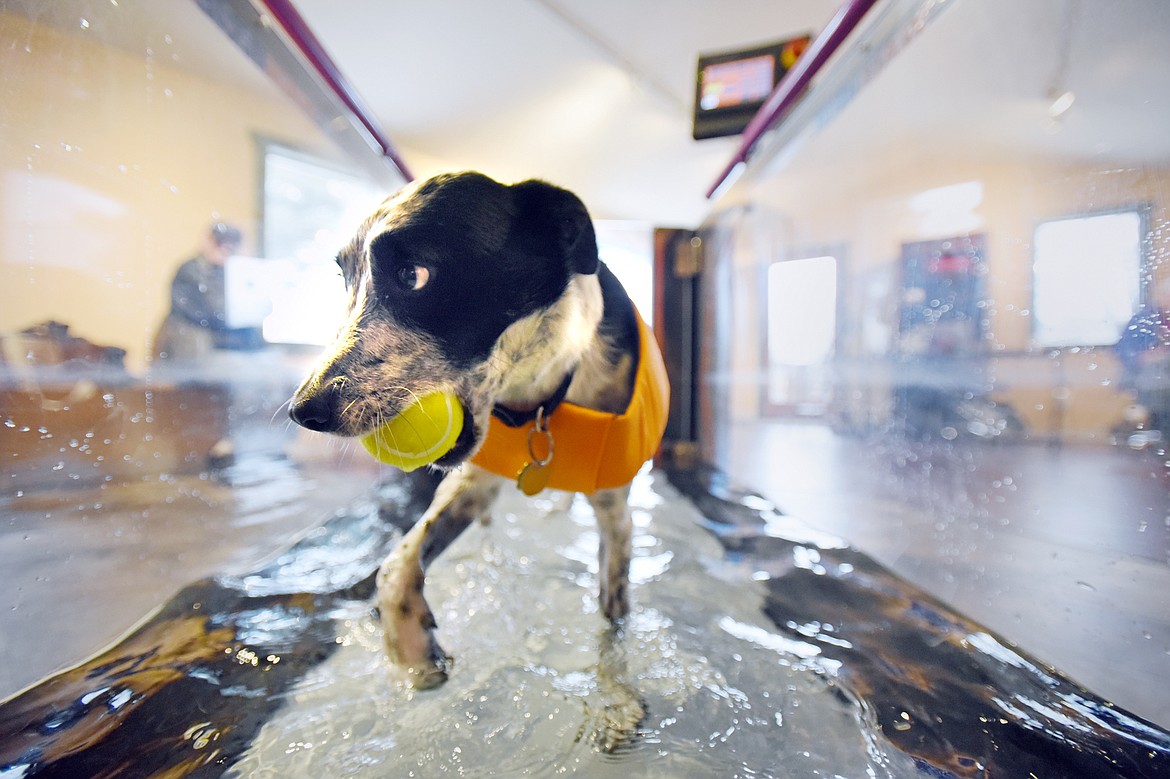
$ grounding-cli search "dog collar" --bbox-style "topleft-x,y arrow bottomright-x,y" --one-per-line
489,370 -> 575,428
470,311 -> 669,494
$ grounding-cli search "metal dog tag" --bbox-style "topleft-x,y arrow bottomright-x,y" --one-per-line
516,407 -> 554,496
517,461 -> 550,496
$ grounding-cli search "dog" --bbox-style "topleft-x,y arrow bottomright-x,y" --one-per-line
289,171 -> 669,693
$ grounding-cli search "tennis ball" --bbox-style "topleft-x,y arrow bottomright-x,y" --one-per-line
359,392 -> 464,471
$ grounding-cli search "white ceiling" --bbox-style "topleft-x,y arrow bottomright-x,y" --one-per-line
285,0 -> 847,225
12,0 -> 1169,227
285,0 -> 1170,226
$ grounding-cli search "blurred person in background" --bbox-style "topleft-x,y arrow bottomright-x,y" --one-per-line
1115,274 -> 1170,443
152,222 -> 267,471
153,222 -> 263,362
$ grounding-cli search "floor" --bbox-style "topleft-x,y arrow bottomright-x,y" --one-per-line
720,418 -> 1170,729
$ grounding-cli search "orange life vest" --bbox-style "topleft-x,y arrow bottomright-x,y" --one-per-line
470,313 -> 670,494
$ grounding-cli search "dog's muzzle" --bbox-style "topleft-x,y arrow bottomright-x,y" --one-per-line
288,379 -> 343,433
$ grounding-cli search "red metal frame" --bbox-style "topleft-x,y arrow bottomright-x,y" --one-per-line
706,0 -> 880,199
257,0 -> 414,182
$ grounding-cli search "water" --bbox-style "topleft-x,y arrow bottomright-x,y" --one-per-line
1,467 -> 1167,777
230,473 -> 915,778
0,448 -> 375,699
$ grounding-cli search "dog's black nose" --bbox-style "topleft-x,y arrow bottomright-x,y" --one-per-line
289,382 -> 341,432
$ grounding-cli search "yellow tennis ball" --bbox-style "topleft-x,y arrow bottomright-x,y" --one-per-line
359,392 -> 464,471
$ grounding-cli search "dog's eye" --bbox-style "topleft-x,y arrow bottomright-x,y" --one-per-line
396,264 -> 430,292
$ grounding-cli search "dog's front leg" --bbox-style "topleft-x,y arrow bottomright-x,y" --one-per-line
588,485 -> 633,622
377,465 -> 501,688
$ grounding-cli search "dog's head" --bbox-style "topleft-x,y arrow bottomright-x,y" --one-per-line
288,171 -> 600,468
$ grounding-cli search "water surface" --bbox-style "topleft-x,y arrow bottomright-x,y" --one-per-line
1,466 -> 1167,777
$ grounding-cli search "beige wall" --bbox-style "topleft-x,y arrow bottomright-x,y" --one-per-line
0,12 -> 338,370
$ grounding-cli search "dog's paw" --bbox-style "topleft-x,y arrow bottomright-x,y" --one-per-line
377,558 -> 452,689
379,603 -> 453,690
575,687 -> 646,753
398,634 -> 452,690
599,579 -> 629,622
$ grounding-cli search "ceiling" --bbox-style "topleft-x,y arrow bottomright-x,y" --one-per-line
282,0 -> 847,226
272,0 -> 1170,226
11,0 -> 1170,227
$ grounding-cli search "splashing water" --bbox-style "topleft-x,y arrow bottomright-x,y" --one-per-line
1,467 -> 1166,777
229,473 -> 917,778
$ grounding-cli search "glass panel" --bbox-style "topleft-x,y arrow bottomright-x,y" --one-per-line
701,0 -> 1170,729
0,1 -> 401,696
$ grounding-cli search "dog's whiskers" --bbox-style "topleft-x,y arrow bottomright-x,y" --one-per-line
271,396 -> 294,425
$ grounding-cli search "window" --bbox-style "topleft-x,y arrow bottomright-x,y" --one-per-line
258,144 -> 386,345
594,221 -> 654,321
767,256 -> 838,366
1032,210 -> 1144,347
764,255 -> 838,413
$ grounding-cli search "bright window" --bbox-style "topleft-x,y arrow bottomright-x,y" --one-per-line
257,145 -> 386,345
1032,210 -> 1143,347
767,256 -> 838,366
594,221 -> 654,321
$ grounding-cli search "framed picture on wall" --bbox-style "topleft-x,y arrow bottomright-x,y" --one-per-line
896,234 -> 987,357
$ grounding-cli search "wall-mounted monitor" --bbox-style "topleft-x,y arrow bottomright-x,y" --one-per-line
693,35 -> 810,140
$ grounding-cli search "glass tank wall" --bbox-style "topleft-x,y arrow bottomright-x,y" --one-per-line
699,0 -> 1170,728
2,0 -> 1169,752
0,1 -> 401,696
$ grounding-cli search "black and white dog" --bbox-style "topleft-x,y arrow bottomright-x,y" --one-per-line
289,172 -> 667,694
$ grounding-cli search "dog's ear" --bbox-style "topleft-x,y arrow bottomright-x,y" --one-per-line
511,180 -> 600,276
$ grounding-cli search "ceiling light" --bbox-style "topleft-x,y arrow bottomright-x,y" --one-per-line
1047,90 -> 1075,120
